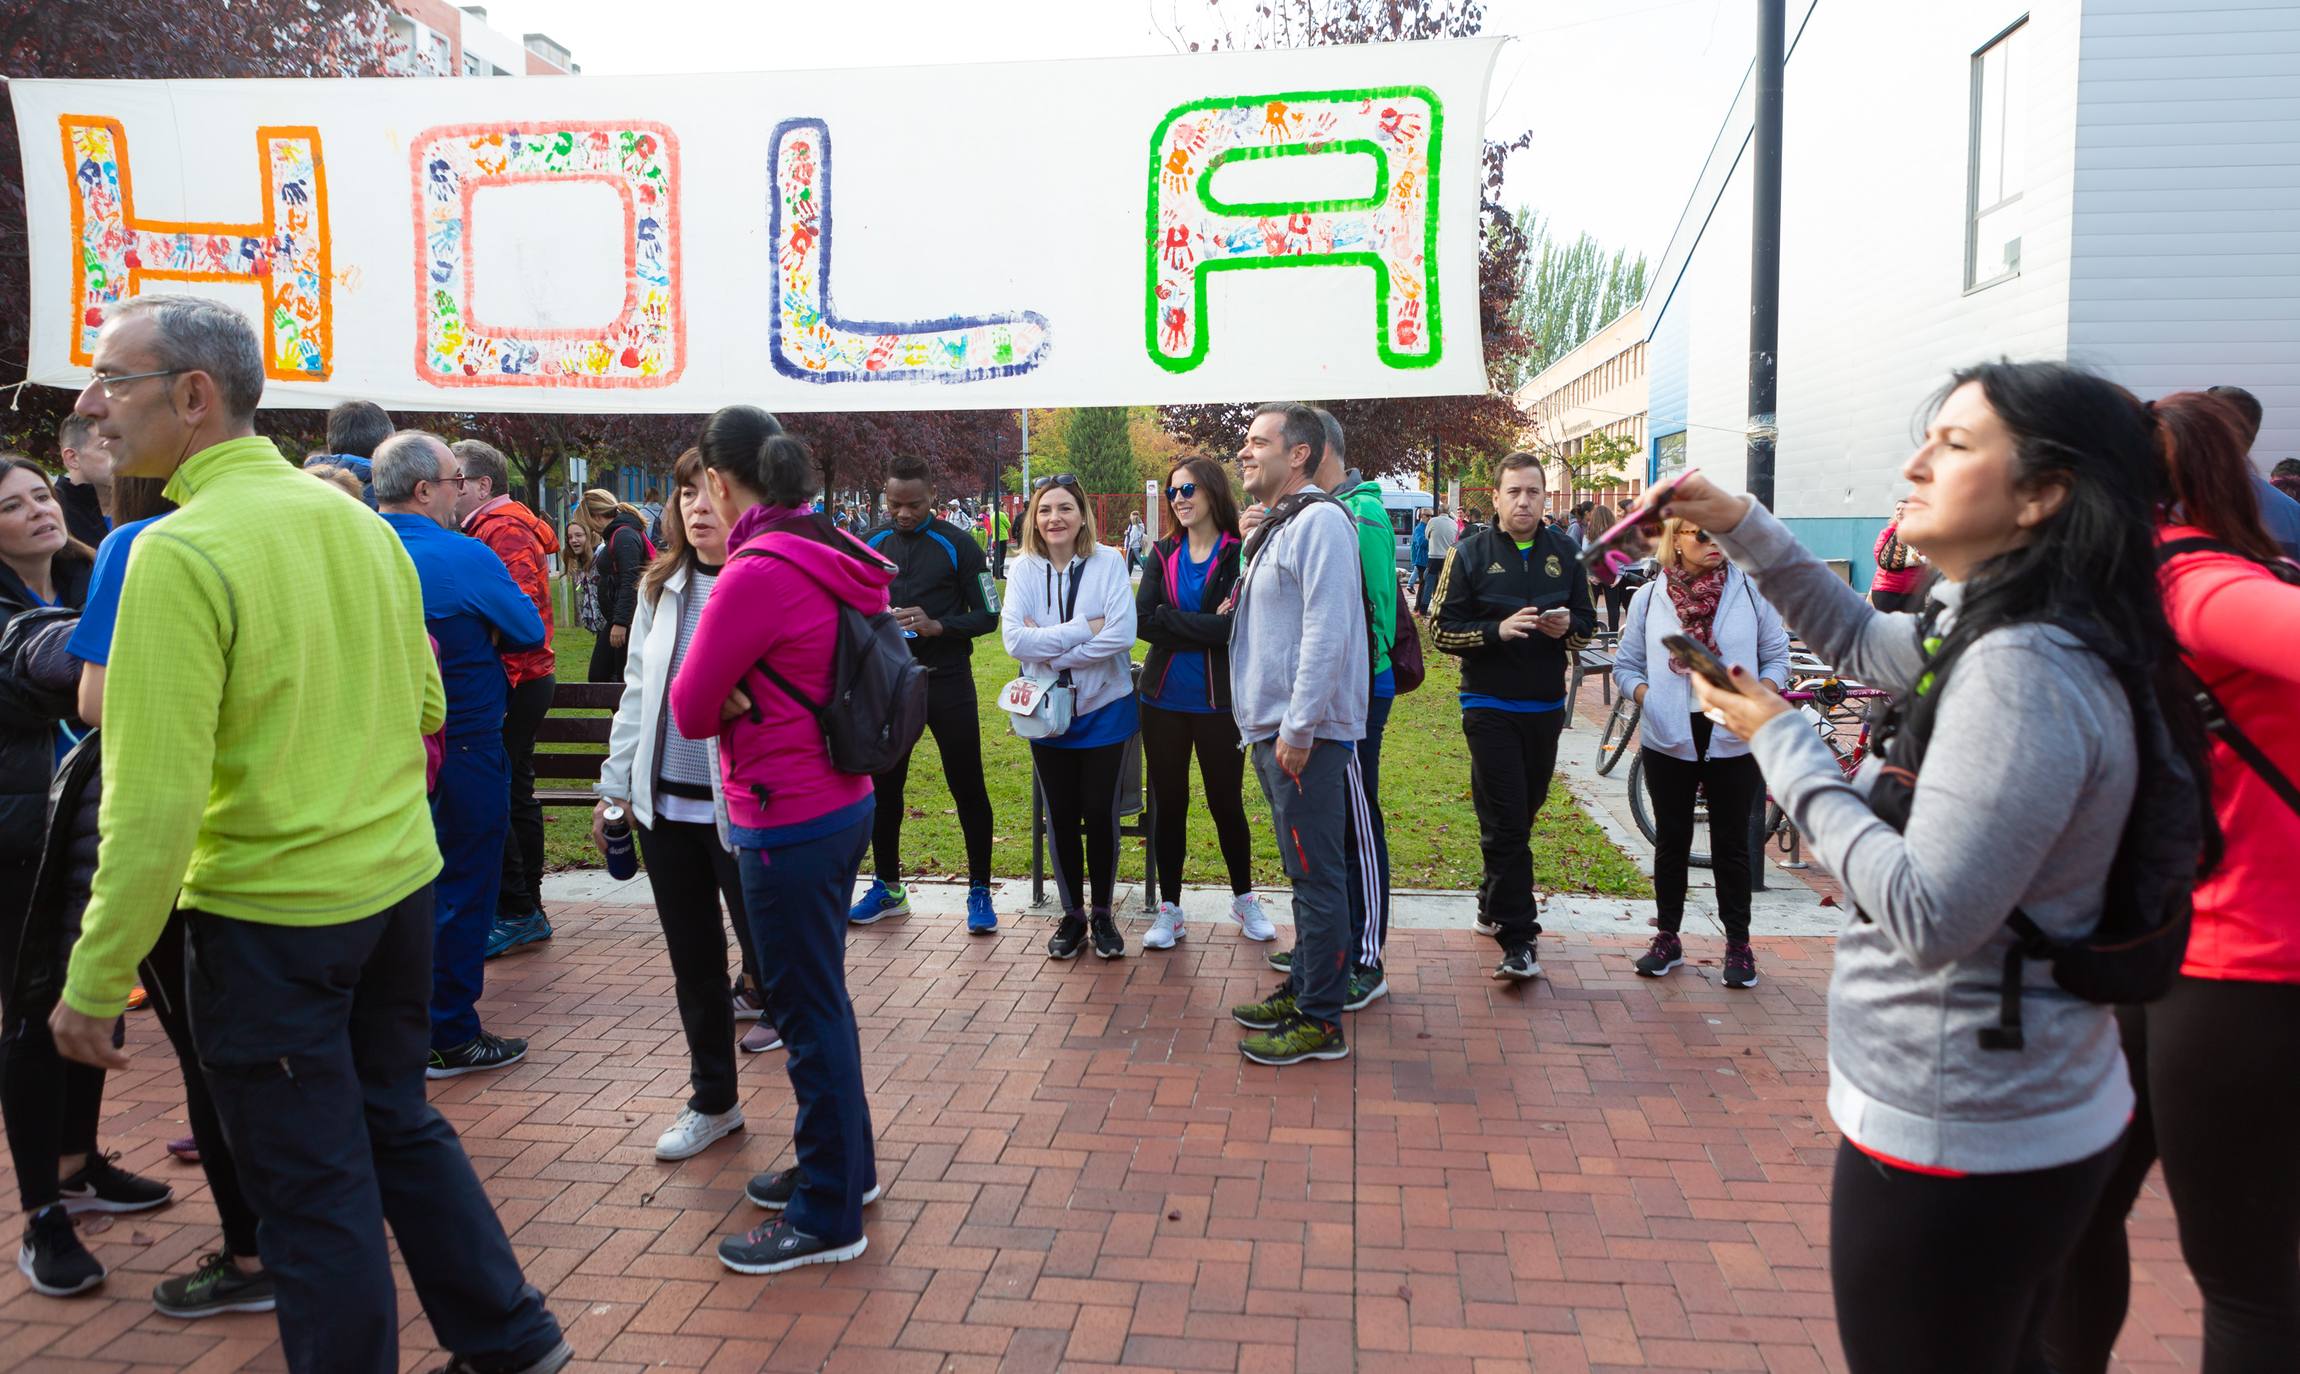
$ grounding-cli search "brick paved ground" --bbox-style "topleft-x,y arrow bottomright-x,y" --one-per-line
1,905 -> 2202,1372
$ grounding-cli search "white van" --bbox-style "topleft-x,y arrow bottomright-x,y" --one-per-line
1379,486 -> 1433,567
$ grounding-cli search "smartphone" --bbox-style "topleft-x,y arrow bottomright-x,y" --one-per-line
1582,467 -> 1701,585
1661,632 -> 1737,692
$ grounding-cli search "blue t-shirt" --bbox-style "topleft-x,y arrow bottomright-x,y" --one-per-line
1146,539 -> 1220,714
67,514 -> 167,665
1043,691 -> 1139,750
2255,473 -> 2300,561
1373,667 -> 1396,700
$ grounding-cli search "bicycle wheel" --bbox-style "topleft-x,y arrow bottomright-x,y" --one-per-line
1595,697 -> 1641,776
1628,752 -> 1711,868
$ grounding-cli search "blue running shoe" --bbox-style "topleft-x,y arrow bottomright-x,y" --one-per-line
848,880 -> 909,926
966,885 -> 997,935
483,912 -> 552,959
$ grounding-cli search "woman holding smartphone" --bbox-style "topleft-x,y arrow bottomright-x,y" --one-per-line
1661,362 -> 2203,1374
1611,516 -> 1789,989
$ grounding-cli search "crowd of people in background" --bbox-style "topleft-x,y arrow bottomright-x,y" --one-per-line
0,292 -> 2294,1374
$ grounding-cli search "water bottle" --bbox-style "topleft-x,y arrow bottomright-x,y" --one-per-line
601,805 -> 639,880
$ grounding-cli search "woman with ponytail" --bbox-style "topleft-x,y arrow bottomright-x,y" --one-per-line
2050,391 -> 2300,1374
668,409 -> 892,1278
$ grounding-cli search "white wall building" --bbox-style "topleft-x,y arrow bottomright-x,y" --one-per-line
1643,0 -> 2300,585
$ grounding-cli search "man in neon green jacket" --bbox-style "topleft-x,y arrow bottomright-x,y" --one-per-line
49,296 -> 568,1374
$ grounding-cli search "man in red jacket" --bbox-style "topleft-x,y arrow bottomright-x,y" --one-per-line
452,440 -> 560,957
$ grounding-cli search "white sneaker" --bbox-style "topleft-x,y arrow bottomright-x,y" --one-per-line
1229,893 -> 1278,943
654,1106 -> 744,1161
1142,902 -> 1186,950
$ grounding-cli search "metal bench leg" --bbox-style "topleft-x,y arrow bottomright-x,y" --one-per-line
1030,766 -> 1047,911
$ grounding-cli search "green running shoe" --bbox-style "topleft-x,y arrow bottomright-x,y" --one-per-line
1230,987 -> 1299,1030
1239,1017 -> 1349,1066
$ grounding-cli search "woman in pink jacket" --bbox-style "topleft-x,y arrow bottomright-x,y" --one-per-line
669,408 -> 895,1279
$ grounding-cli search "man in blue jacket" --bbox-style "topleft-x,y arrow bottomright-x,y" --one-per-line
376,431 -> 547,1079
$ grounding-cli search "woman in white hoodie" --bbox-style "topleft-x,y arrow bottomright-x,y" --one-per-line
593,448 -> 773,1164
1613,516 -> 1791,989
1002,476 -> 1138,962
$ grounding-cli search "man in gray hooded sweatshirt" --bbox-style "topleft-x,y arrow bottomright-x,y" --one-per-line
1225,402 -> 1368,1065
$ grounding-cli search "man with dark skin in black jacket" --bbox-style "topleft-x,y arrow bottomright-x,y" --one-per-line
848,457 -> 1002,934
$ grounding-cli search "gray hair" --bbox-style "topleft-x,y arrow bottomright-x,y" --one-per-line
372,430 -> 449,505
1315,406 -> 1344,465
109,295 -> 264,419
452,438 -> 511,498
58,414 -> 95,450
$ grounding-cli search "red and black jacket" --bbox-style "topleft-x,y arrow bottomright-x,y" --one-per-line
1135,532 -> 1241,712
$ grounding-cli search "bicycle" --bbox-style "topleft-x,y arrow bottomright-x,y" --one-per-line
1626,676 -> 1888,868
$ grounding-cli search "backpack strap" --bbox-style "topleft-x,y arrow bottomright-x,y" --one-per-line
2157,536 -> 2300,817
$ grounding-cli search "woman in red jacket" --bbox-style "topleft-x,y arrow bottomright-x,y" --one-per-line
669,408 -> 895,1279
1868,496 -> 1925,612
2051,390 -> 2300,1373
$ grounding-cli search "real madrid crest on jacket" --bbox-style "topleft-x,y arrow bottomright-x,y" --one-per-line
1430,521 -> 1596,702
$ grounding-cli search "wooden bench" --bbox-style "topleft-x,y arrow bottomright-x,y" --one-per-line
533,680 -> 623,807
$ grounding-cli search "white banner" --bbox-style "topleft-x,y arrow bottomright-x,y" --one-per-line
11,40 -> 1498,413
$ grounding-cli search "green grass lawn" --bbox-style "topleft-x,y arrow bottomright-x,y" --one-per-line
542,613 -> 1648,898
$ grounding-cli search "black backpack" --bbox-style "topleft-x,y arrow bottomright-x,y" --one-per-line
1864,604 -> 2211,1051
733,545 -> 928,777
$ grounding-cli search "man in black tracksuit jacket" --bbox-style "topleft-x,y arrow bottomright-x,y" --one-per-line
855,458 -> 1001,930
1431,453 -> 1595,979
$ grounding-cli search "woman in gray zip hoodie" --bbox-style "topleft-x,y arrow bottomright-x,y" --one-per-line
1663,362 -> 2192,1374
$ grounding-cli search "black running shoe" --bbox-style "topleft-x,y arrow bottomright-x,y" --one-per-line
58,1152 -> 173,1215
1492,944 -> 1542,981
153,1251 -> 276,1318
425,1338 -> 574,1374
1088,910 -> 1125,959
1723,941 -> 1759,989
426,1030 -> 528,1079
717,1216 -> 867,1275
1635,931 -> 1685,978
17,1205 -> 103,1297
1046,914 -> 1088,960
1266,947 -> 1294,973
745,1165 -> 884,1211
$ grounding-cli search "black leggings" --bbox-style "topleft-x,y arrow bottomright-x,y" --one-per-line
1640,714 -> 1764,943
636,817 -> 761,1117
872,669 -> 995,887
1032,741 -> 1125,915
0,868 -> 105,1215
588,631 -> 628,686
1138,703 -> 1253,904
1601,581 -> 1633,633
2049,979 -> 2300,1374
142,909 -> 261,1257
1833,1136 -> 2121,1374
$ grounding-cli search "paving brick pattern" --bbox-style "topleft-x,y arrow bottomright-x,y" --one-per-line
0,906 -> 2201,1372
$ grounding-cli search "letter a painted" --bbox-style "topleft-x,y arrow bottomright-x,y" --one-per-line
1146,88 -> 1443,373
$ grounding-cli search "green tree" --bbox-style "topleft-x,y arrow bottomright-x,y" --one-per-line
1566,430 -> 1639,495
1065,406 -> 1136,494
1503,210 -> 1650,389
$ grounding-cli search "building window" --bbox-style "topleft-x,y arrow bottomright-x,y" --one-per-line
1966,17 -> 2028,290
1656,431 -> 1688,478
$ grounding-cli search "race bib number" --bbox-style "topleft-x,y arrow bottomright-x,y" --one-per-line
1000,676 -> 1047,715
